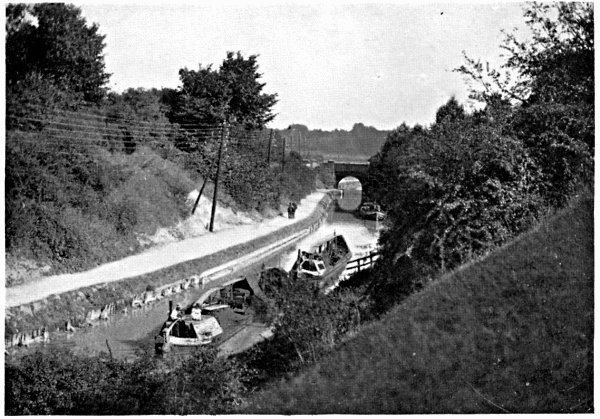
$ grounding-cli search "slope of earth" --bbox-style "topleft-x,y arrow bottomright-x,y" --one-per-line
245,193 -> 593,413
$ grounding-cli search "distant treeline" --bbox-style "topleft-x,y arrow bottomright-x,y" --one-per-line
277,123 -> 389,161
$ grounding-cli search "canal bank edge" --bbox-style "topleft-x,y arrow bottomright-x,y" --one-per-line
5,192 -> 334,349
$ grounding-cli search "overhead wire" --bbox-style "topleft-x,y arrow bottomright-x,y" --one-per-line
7,112 -> 272,140
8,101 -> 224,128
7,114 -> 222,137
6,105 -> 293,194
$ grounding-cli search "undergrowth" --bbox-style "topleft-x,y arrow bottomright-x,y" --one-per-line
245,193 -> 593,413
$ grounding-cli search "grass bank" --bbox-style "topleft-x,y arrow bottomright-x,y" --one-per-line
246,193 -> 593,413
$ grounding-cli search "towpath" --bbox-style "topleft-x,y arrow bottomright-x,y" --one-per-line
6,191 -> 327,308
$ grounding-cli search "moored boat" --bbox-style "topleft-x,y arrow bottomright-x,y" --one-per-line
155,301 -> 223,354
357,202 -> 386,221
290,233 -> 352,290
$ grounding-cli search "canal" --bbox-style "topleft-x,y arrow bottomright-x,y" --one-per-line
21,189 -> 380,360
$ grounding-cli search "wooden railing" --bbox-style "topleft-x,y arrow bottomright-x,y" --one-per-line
342,251 -> 379,279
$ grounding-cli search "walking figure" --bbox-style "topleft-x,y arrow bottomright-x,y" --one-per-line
288,202 -> 298,219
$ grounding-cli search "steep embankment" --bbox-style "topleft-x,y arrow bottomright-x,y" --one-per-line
246,194 -> 593,413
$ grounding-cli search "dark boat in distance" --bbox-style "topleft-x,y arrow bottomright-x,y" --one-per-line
357,202 -> 386,221
290,233 -> 353,290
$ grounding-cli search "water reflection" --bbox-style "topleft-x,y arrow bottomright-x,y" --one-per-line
336,188 -> 363,212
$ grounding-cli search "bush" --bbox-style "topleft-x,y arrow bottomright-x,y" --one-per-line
6,346 -> 246,415
239,271 -> 361,386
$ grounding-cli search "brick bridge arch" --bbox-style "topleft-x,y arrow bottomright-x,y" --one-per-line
317,160 -> 370,188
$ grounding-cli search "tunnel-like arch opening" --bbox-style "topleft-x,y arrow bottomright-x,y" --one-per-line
337,176 -> 362,190
337,176 -> 363,211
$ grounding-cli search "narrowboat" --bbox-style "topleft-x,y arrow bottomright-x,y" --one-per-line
357,202 -> 386,221
290,233 -> 353,289
155,301 -> 223,354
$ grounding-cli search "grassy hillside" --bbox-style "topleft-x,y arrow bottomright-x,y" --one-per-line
246,193 -> 593,413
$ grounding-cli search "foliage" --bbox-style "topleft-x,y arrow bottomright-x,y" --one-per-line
4,5 -> 313,274
167,52 -> 278,129
6,3 -> 109,104
434,96 -> 465,123
5,347 -> 246,415
282,123 -> 390,161
278,152 -> 316,202
368,98 -> 541,278
456,2 -> 593,206
240,270 -> 361,387
363,3 -> 593,314
245,194 -> 593,414
5,124 -> 196,274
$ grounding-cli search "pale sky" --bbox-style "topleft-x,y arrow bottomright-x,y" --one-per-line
79,2 -> 529,131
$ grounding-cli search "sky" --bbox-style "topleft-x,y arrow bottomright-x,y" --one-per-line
78,2 -> 529,131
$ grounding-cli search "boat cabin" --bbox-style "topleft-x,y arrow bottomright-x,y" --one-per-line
291,234 -> 352,288
298,255 -> 327,277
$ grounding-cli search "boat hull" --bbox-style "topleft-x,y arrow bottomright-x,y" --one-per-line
156,315 -> 223,353
357,202 -> 386,221
359,211 -> 385,221
291,234 -> 353,290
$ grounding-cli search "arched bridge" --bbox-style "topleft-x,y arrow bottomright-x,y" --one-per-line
317,160 -> 370,186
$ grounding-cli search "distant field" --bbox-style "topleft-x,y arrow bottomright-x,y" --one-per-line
246,193 -> 593,413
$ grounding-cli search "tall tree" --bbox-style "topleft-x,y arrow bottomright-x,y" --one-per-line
168,52 -> 278,129
456,2 -> 594,205
6,3 -> 110,104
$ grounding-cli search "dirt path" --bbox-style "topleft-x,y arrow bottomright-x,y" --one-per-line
6,192 -> 327,308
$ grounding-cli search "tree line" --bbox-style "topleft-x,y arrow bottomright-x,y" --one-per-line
280,123 -> 390,161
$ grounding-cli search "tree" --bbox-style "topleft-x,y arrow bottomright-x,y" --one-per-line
168,52 -> 278,129
364,96 -> 542,316
241,269 -> 360,382
435,96 -> 465,124
5,347 -> 246,415
456,2 -> 593,205
6,3 -> 110,104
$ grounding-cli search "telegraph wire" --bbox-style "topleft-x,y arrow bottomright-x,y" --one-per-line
8,102 -> 225,128
7,114 -> 222,136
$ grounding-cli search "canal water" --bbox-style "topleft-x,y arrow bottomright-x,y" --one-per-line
17,189 -> 381,360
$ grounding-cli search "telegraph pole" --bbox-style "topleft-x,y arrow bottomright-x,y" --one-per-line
281,136 -> 286,172
209,122 -> 228,232
191,156 -> 216,215
191,130 -> 216,215
267,129 -> 273,165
